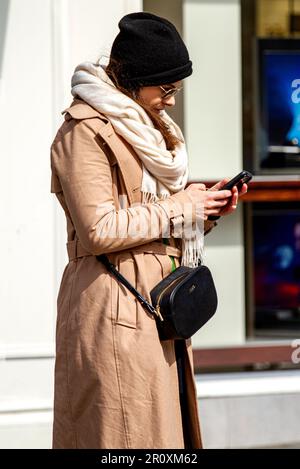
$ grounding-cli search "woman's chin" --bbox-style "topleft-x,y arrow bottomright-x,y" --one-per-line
153,108 -> 164,114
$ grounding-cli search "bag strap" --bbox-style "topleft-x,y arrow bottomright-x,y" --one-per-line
97,254 -> 163,321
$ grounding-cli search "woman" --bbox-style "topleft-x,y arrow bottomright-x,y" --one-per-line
50,12 -> 247,449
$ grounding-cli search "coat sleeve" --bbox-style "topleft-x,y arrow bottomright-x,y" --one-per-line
51,118 -> 197,256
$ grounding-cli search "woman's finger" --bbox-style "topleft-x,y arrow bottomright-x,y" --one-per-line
239,183 -> 248,195
208,199 -> 228,208
206,209 -> 222,216
230,191 -> 238,209
186,183 -> 206,191
209,189 -> 232,199
208,178 -> 229,191
223,188 -> 237,212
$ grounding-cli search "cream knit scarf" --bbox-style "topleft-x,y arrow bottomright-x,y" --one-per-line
71,61 -> 204,267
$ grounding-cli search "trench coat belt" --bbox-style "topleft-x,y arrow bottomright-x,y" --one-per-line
66,239 -> 182,261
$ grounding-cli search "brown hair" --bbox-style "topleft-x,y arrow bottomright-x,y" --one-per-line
105,58 -> 181,152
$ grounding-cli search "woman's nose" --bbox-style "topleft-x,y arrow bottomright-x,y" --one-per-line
162,96 -> 176,107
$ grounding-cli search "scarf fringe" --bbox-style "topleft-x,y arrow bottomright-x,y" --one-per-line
141,190 -> 205,268
142,192 -> 205,268
141,191 -> 158,204
141,191 -> 169,204
182,238 -> 204,268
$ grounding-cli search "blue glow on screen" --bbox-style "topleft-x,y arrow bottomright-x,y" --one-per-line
253,211 -> 300,309
264,52 -> 300,146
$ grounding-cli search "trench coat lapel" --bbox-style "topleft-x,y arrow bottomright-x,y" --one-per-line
97,122 -> 142,206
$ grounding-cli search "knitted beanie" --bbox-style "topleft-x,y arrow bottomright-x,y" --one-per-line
109,12 -> 193,88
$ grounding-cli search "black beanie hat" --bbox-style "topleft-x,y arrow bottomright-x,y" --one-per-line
109,12 -> 193,88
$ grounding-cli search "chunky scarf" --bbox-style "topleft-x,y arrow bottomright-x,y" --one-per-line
71,61 -> 204,267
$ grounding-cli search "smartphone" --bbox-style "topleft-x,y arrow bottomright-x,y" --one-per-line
208,170 -> 252,221
220,170 -> 252,191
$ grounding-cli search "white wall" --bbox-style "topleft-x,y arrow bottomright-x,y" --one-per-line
54,0 -> 142,118
0,0 -> 141,449
192,206 -> 246,347
184,0 -> 242,180
0,0 -> 56,353
184,0 -> 245,346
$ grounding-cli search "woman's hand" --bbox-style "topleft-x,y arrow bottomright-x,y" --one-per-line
185,183 -> 232,220
185,179 -> 248,219
208,178 -> 248,217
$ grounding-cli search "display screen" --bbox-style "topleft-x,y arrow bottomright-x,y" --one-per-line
253,203 -> 300,328
263,51 -> 300,147
257,39 -> 300,169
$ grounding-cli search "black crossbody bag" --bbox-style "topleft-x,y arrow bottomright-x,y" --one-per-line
97,254 -> 218,341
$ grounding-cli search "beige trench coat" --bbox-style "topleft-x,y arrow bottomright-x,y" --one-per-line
50,98 -> 216,449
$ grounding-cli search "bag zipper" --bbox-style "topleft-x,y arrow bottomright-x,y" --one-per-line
155,273 -> 187,321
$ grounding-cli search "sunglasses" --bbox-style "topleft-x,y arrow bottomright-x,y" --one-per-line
159,85 -> 183,99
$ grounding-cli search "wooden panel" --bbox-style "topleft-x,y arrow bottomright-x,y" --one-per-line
241,180 -> 300,202
193,344 -> 294,371
188,179 -> 300,202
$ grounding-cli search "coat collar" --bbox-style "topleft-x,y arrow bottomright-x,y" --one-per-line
62,98 -> 109,122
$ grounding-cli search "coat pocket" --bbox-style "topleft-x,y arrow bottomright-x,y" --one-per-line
113,256 -> 138,329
